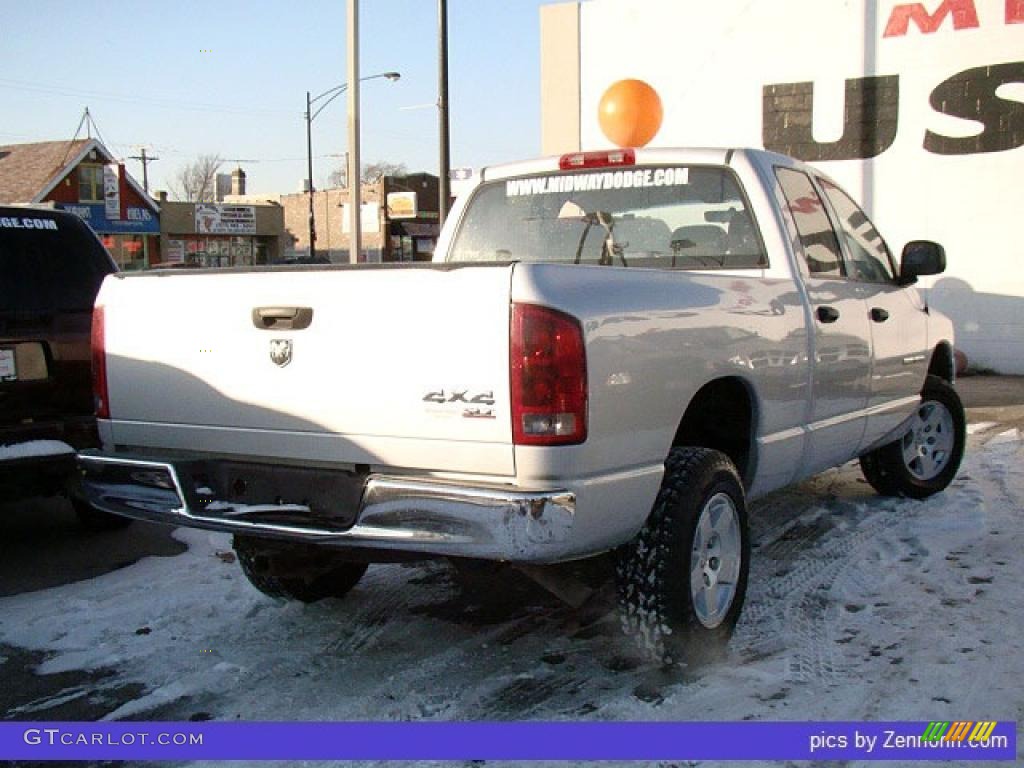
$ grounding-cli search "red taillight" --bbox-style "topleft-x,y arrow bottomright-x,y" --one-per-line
91,305 -> 110,419
510,303 -> 588,446
559,149 -> 636,170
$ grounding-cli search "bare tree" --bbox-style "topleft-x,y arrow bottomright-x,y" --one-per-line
327,160 -> 408,188
169,154 -> 223,202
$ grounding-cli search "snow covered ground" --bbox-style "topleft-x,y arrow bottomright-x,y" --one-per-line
0,440 -> 74,461
1,425 -> 1022,766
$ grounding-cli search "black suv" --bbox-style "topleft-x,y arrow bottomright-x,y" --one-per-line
0,206 -> 126,528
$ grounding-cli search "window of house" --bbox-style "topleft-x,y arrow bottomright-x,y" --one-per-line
774,167 -> 844,278
78,165 -> 104,203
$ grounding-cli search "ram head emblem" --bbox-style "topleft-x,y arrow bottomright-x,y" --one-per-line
269,339 -> 293,368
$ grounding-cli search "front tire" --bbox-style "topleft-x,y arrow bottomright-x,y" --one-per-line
233,536 -> 368,603
859,375 -> 965,499
616,447 -> 750,665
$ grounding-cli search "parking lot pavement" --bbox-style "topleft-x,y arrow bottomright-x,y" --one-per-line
958,372 -> 1024,406
1,429 -> 1020,731
959,374 -> 1024,457
0,496 -> 187,723
0,376 -> 1021,735
0,495 -> 185,598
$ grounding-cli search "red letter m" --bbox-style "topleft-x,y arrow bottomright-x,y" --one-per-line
883,0 -> 980,37
1009,0 -> 1024,24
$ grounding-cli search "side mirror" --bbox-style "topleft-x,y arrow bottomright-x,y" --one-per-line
900,240 -> 946,283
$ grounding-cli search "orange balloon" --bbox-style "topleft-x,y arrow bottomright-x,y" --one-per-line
598,79 -> 663,148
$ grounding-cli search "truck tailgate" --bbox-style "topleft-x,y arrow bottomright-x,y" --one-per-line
99,264 -> 515,476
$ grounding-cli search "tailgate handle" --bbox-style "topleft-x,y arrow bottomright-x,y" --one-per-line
252,307 -> 313,331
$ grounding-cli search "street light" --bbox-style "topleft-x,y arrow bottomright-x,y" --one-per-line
305,70 -> 400,260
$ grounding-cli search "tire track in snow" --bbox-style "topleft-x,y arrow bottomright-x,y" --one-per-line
736,469 -> 921,683
317,564 -> 433,657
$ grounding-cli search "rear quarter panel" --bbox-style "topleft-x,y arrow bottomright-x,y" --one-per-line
510,260 -> 811,550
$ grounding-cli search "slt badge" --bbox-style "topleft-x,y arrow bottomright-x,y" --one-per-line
270,339 -> 293,368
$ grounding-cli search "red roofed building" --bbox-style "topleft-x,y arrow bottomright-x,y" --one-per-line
0,138 -> 160,269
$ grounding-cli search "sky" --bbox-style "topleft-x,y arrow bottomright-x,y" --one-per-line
0,0 -> 556,196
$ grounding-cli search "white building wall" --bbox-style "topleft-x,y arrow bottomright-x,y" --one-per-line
545,0 -> 1024,373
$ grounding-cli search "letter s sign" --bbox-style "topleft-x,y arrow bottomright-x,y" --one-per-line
924,61 -> 1024,154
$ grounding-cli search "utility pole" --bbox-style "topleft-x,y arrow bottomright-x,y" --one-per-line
305,91 -> 317,259
128,147 -> 159,194
438,0 -> 450,227
347,0 -> 361,264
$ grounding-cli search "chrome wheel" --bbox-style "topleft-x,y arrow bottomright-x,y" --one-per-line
690,492 -> 742,629
901,400 -> 956,481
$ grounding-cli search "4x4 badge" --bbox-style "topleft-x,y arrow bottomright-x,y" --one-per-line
270,339 -> 293,368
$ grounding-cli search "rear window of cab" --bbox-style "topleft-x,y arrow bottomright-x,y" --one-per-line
450,165 -> 767,270
0,213 -> 114,313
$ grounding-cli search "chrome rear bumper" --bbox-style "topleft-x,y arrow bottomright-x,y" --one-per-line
77,452 -> 576,562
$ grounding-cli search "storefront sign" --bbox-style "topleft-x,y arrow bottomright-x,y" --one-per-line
341,202 -> 381,234
103,165 -> 121,220
386,191 -> 418,219
166,239 -> 186,264
57,203 -> 159,234
450,167 -> 476,198
195,204 -> 256,235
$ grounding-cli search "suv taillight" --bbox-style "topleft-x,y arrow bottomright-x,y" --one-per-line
510,303 -> 588,446
91,305 -> 110,419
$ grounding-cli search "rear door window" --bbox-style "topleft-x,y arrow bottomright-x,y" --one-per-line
817,177 -> 897,283
774,167 -> 845,278
450,166 -> 767,270
0,214 -> 114,313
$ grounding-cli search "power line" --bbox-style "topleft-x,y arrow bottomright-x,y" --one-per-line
0,77 -> 293,118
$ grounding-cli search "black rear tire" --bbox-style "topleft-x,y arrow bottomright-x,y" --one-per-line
616,447 -> 750,665
233,536 -> 368,603
859,375 -> 965,500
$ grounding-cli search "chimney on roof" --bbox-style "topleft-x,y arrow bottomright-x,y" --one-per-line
215,173 -> 231,201
231,167 -> 246,196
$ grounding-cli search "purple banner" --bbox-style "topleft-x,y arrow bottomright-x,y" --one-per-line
0,721 -> 1016,761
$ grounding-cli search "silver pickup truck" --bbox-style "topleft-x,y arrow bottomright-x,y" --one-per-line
79,148 -> 964,662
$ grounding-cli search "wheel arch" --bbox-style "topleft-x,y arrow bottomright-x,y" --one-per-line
927,341 -> 956,384
671,376 -> 758,488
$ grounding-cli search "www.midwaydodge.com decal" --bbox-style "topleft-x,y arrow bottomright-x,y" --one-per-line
506,167 -> 690,197
0,217 -> 59,230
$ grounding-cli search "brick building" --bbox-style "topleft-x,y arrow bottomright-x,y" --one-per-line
155,168 -> 287,267
280,173 -> 440,263
0,138 -> 160,269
